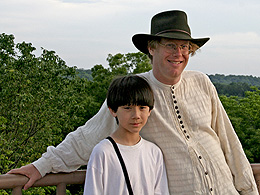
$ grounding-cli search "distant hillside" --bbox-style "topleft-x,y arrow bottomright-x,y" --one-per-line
208,74 -> 260,97
208,74 -> 260,86
76,68 -> 93,80
75,69 -> 260,97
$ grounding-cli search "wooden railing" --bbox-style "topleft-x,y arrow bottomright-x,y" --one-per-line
0,170 -> 86,195
0,164 -> 260,195
252,164 -> 260,193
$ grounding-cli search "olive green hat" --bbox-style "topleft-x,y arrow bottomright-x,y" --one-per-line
132,10 -> 210,54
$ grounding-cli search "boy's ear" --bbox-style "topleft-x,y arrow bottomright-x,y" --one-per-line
109,108 -> 117,117
148,109 -> 152,117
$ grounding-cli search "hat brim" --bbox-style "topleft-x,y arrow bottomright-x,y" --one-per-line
132,33 -> 210,54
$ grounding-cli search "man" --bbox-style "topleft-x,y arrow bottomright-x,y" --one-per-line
9,10 -> 258,194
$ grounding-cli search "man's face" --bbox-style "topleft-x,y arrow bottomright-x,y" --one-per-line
148,38 -> 190,85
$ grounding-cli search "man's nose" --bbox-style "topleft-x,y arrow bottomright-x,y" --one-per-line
173,46 -> 182,56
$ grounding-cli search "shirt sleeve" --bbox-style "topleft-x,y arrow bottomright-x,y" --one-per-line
33,100 -> 117,177
83,147 -> 104,195
154,151 -> 170,195
210,81 -> 258,195
84,166 -> 103,195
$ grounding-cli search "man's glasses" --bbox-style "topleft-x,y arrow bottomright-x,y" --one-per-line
159,42 -> 191,55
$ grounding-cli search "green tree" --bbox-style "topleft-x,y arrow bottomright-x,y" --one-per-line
0,33 -> 99,173
220,87 -> 260,163
88,52 -> 151,104
214,82 -> 253,97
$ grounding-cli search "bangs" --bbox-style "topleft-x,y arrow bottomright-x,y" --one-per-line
115,85 -> 153,107
107,75 -> 154,112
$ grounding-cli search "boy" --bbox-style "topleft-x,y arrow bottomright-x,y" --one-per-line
83,75 -> 169,195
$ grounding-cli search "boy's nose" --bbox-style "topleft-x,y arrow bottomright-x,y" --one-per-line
132,108 -> 141,118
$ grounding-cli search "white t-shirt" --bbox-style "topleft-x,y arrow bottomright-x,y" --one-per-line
83,137 -> 169,195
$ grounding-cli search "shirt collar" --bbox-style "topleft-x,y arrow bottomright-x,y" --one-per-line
149,70 -> 182,90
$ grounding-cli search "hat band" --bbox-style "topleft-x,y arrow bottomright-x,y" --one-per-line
155,29 -> 191,36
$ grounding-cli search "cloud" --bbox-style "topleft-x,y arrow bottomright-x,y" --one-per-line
188,31 -> 260,76
206,32 -> 260,59
1,0 -> 259,76
58,0 -> 102,3
210,32 -> 260,47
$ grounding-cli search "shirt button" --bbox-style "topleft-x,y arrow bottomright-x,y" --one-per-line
183,130 -> 186,133
210,188 -> 213,191
186,135 -> 190,139
198,156 -> 202,159
205,171 -> 208,175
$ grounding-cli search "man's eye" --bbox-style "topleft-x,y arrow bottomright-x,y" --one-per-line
181,45 -> 189,49
166,44 -> 176,49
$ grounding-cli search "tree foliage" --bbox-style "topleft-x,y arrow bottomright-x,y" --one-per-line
89,52 -> 151,103
214,82 -> 254,97
0,33 -> 100,174
0,34 -> 151,173
220,87 -> 260,162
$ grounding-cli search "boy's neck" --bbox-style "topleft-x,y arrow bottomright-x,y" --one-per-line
110,130 -> 141,146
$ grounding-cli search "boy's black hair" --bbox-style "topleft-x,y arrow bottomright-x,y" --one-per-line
107,75 -> 154,112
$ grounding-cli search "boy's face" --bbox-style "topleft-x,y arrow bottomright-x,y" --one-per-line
109,105 -> 151,135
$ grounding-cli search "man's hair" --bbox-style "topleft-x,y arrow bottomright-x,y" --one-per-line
107,75 -> 154,112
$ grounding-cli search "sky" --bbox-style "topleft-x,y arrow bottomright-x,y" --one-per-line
1,0 -> 260,77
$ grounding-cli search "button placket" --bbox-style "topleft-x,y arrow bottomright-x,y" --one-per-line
202,162 -> 214,194
195,151 -> 214,194
171,86 -> 190,140
205,171 -> 214,194
171,86 -> 214,194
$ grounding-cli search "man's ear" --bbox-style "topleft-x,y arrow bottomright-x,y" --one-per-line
109,108 -> 117,117
148,46 -> 155,56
